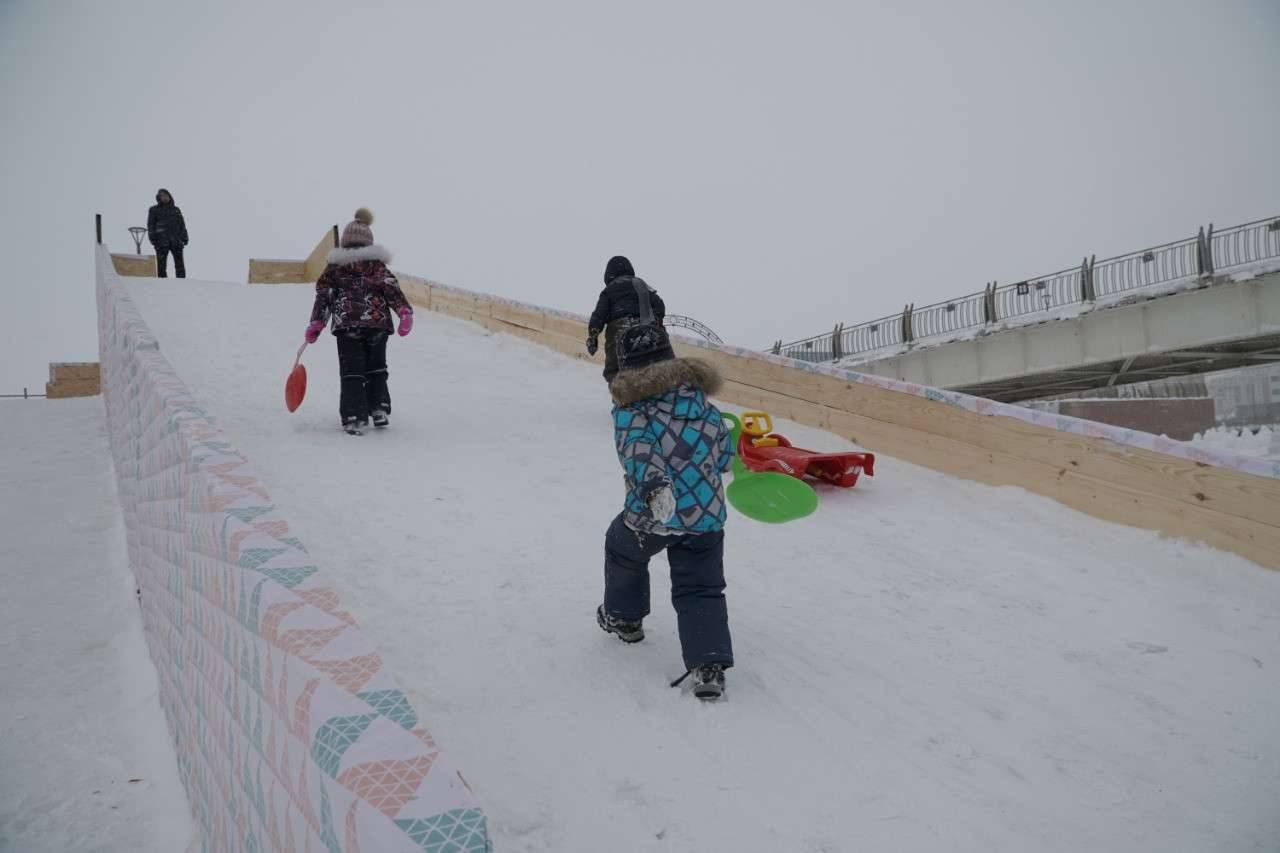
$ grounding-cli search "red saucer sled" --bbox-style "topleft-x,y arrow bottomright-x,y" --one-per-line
285,343 -> 308,412
735,412 -> 875,488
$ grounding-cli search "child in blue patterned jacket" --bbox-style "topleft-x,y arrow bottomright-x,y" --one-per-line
596,328 -> 736,700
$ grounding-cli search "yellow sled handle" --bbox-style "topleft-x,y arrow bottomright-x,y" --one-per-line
740,411 -> 773,437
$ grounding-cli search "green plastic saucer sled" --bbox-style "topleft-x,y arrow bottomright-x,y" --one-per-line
722,413 -> 818,524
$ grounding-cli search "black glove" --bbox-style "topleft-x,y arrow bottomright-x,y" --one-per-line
586,333 -> 599,356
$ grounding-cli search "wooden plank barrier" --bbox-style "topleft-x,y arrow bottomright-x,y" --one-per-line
246,259 -> 307,283
249,227 -> 339,283
390,275 -> 1280,569
46,362 -> 101,398
111,253 -> 156,277
302,226 -> 340,282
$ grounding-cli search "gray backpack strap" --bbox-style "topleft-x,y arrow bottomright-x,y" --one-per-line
631,278 -> 655,326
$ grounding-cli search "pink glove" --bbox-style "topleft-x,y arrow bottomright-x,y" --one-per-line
397,307 -> 413,337
304,320 -> 324,343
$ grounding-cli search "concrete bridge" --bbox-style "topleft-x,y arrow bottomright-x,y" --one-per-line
865,265 -> 1280,402
778,216 -> 1280,401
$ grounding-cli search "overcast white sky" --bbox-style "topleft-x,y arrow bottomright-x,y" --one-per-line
2,0 -> 1277,392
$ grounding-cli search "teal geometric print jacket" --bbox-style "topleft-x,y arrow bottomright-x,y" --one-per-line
610,358 -> 734,535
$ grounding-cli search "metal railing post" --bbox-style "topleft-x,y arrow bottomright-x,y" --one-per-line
831,323 -> 844,361
1204,223 -> 1215,276
1196,225 -> 1216,276
1080,256 -> 1096,302
96,214 -> 102,244
901,304 -> 915,344
332,224 -> 340,248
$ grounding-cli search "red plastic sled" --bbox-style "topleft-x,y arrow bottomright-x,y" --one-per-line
736,412 -> 875,488
285,343 -> 308,412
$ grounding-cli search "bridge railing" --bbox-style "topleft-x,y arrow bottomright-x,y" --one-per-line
778,214 -> 1280,364
912,291 -> 985,341
664,314 -> 724,344
994,264 -> 1082,320
1212,217 -> 1280,269
1093,234 -> 1199,297
840,311 -> 904,356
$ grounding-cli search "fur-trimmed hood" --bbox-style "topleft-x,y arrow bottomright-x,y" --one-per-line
609,357 -> 722,406
326,244 -> 392,267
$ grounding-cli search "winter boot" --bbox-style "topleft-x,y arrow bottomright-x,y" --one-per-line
371,409 -> 389,429
691,664 -> 726,700
343,416 -> 367,436
596,605 -> 644,643
671,663 -> 726,701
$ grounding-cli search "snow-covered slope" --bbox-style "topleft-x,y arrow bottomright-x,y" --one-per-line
0,398 -> 192,852
124,279 -> 1280,853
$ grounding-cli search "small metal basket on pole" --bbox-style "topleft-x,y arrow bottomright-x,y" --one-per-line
128,226 -> 148,254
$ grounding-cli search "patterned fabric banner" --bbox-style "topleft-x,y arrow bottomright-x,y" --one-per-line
401,274 -> 1280,481
97,247 -> 491,853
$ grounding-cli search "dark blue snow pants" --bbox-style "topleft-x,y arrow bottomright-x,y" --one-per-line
336,330 -> 389,421
602,513 -> 733,670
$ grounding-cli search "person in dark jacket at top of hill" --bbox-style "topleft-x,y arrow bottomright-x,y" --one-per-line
587,255 -> 666,383
305,208 -> 414,435
146,188 -> 189,278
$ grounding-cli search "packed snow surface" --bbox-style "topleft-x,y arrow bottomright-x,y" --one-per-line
0,398 -> 192,852
125,278 -> 1280,853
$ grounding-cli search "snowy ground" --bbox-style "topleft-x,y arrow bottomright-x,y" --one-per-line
0,398 -> 192,853
124,279 -> 1280,853
1191,425 -> 1280,461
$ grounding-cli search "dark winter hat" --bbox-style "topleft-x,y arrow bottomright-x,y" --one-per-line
604,255 -> 635,285
341,208 -> 375,248
617,321 -> 675,373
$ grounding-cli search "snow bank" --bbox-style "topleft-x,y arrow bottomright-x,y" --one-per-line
1190,425 -> 1280,461
0,398 -> 192,852
95,247 -> 490,851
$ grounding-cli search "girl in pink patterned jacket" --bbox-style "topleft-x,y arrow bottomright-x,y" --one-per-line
304,209 -> 413,435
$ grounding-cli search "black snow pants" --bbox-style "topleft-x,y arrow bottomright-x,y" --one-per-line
335,330 -> 390,422
602,513 -> 733,670
157,245 -> 186,278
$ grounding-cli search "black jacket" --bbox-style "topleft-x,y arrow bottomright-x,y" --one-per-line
589,275 -> 666,382
589,275 -> 665,332
147,192 -> 189,249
